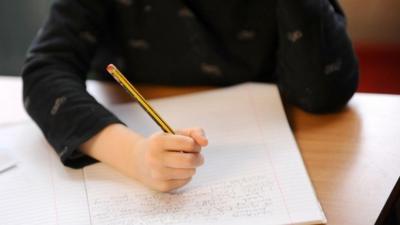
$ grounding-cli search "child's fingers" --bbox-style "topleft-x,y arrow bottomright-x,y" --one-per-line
162,151 -> 204,169
154,178 -> 192,193
162,135 -> 201,153
150,167 -> 196,180
175,128 -> 208,147
149,132 -> 201,153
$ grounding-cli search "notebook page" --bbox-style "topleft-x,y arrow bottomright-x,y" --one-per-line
0,123 -> 90,225
84,83 -> 326,225
245,84 -> 327,224
175,83 -> 325,223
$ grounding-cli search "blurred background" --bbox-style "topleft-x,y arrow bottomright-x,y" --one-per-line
0,0 -> 399,93
0,0 -> 51,76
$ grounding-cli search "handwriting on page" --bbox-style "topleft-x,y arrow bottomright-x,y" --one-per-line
86,174 -> 274,225
86,83 -> 326,225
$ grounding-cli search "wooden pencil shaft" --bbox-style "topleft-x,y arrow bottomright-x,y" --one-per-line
106,64 -> 175,134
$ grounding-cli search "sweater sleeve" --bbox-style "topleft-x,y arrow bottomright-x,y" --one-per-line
22,0 -> 122,168
275,0 -> 359,113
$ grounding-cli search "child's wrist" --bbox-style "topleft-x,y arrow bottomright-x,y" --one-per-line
80,124 -> 144,173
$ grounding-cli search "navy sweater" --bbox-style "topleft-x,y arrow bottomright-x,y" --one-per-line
22,0 -> 359,168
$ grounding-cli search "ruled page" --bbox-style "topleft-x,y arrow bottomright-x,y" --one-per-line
0,123 -> 90,225
84,83 -> 326,225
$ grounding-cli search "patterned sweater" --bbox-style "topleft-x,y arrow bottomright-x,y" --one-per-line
22,0 -> 359,168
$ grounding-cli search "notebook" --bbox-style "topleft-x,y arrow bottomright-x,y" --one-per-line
83,83 -> 326,225
0,82 -> 326,225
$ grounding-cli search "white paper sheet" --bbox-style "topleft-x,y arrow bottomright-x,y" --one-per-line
84,83 -> 327,225
0,83 -> 326,225
0,124 -> 90,225
0,151 -> 17,173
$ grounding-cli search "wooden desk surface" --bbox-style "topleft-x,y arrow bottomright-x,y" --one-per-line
1,76 -> 400,225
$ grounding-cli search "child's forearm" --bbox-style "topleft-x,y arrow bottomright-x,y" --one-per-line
80,124 -> 144,179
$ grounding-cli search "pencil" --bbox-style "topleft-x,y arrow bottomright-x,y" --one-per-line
106,64 -> 175,134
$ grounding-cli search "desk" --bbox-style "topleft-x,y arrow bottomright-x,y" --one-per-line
1,76 -> 400,225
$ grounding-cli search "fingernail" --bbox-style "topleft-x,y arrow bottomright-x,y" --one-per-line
201,130 -> 207,138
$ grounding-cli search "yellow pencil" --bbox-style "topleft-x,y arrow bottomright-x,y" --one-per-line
106,64 -> 175,134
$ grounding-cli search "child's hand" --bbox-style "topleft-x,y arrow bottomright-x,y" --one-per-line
131,128 -> 208,192
81,125 -> 208,192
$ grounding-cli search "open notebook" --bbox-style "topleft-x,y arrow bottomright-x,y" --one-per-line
0,83 -> 326,225
84,83 -> 326,225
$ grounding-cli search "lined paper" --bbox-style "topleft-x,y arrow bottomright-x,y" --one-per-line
0,83 -> 325,224
84,83 -> 326,225
0,123 -> 90,225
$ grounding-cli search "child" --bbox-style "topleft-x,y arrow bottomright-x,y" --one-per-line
22,0 -> 358,192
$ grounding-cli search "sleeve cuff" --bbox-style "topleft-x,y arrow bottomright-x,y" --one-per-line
58,113 -> 124,169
